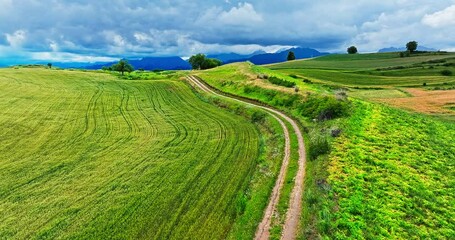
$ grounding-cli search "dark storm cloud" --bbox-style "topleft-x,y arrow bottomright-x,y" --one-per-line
1,0 -> 455,62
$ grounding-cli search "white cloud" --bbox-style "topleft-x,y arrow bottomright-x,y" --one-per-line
30,52 -> 117,63
49,40 -> 59,51
218,2 -> 263,25
422,5 -> 455,28
5,30 -> 26,48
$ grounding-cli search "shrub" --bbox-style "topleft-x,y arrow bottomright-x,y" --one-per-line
331,128 -> 342,137
251,111 -> 267,124
423,82 -> 427,86
243,85 -> 260,94
303,79 -> 312,84
289,74 -> 299,79
257,74 -> 268,79
441,70 -> 453,76
298,94 -> 350,121
268,76 -> 296,88
309,130 -> 330,160
335,89 -> 348,101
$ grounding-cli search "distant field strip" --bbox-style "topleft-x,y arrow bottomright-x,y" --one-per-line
0,69 -> 260,239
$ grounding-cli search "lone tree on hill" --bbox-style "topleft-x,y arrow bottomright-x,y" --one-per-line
112,59 -> 134,75
47,63 -> 52,69
287,51 -> 296,61
189,54 -> 222,70
189,54 -> 206,70
406,41 -> 418,53
347,46 -> 358,54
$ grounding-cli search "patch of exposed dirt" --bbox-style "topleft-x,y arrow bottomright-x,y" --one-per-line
377,88 -> 455,114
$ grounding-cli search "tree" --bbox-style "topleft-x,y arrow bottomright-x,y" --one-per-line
347,46 -> 358,54
189,54 -> 222,70
201,58 -> 222,69
112,59 -> 134,75
189,54 -> 206,70
287,51 -> 296,61
406,41 -> 418,53
47,63 -> 52,69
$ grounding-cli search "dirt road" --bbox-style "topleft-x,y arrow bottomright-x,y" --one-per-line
186,75 -> 306,240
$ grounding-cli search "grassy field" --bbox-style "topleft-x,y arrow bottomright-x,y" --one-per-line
196,60 -> 455,239
269,52 -> 455,86
0,68 -> 263,239
268,52 -> 455,70
325,102 -> 455,239
268,52 -> 455,116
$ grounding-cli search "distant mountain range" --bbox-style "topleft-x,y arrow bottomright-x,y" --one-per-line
378,46 -> 437,53
213,47 -> 328,65
246,47 -> 328,65
207,50 -> 266,63
84,56 -> 191,70
76,47 -> 327,70
0,47 -> 327,70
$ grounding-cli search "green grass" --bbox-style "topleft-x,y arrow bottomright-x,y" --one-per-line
271,68 -> 455,87
349,89 -> 410,99
0,68 -> 262,239
326,102 -> 455,239
269,52 -> 455,70
268,53 -> 455,88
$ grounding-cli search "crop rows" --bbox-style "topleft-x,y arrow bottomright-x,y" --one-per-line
0,68 -> 260,239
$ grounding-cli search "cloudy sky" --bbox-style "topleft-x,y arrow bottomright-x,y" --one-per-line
1,0 -> 455,64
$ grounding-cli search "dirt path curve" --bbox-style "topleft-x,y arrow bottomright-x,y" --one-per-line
186,76 -> 306,240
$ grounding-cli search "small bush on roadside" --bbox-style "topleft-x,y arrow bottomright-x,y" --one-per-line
298,94 -> 350,121
423,82 -> 427,86
309,130 -> 330,160
303,78 -> 312,84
